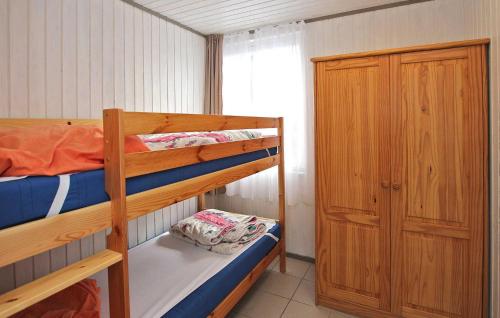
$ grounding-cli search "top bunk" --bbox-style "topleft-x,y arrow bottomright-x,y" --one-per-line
0,109 -> 284,277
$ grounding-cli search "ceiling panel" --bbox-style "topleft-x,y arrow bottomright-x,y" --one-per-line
134,0 -> 406,34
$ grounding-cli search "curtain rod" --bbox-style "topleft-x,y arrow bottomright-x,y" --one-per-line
243,0 -> 433,35
304,0 -> 434,24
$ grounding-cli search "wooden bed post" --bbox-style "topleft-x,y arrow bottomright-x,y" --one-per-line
278,117 -> 286,273
197,193 -> 206,211
103,109 -> 130,318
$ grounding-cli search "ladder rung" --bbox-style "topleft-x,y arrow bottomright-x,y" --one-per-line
0,249 -> 122,317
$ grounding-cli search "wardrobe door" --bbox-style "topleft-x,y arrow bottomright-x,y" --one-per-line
315,56 -> 391,312
390,46 -> 487,318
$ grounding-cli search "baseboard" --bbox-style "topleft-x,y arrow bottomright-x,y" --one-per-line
286,252 -> 315,263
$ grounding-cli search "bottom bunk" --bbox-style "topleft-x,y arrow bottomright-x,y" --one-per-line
99,218 -> 281,318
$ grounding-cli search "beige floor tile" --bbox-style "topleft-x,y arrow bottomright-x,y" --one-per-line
304,264 -> 315,281
329,309 -> 358,318
233,290 -> 289,318
292,279 -> 315,305
282,301 -> 330,318
272,257 -> 312,278
255,270 -> 301,298
227,312 -> 252,318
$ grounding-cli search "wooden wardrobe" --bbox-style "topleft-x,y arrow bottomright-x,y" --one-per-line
313,39 -> 489,318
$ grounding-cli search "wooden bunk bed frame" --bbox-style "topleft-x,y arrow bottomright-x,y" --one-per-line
0,109 -> 286,318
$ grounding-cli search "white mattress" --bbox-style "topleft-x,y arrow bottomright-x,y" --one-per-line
100,220 -> 276,318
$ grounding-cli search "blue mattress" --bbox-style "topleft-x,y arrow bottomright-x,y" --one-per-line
163,224 -> 281,318
0,148 -> 277,229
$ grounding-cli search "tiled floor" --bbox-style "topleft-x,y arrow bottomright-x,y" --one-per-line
229,257 -> 358,318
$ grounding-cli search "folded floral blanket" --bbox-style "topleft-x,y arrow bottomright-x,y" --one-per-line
140,130 -> 262,151
171,209 -> 267,254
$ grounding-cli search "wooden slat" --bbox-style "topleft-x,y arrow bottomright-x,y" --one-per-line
0,249 -> 122,318
208,244 -> 281,318
403,222 -> 470,240
0,118 -> 102,127
125,136 -> 280,177
127,155 -> 279,220
122,112 -> 279,135
400,47 -> 468,64
0,202 -> 111,268
311,39 -> 490,62
326,213 -> 380,227
103,109 -> 130,318
325,57 -> 379,70
197,193 -> 206,211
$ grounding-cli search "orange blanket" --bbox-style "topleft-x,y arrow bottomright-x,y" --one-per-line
0,125 -> 149,177
12,279 -> 101,318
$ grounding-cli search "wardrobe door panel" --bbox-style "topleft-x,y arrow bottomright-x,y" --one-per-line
391,46 -> 487,318
316,56 -> 391,311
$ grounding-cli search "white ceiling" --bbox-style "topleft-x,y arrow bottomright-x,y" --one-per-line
134,0 -> 404,35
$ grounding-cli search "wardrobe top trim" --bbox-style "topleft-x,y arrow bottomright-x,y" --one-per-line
310,38 -> 490,63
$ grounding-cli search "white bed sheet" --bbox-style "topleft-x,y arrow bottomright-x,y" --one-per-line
101,220 -> 276,318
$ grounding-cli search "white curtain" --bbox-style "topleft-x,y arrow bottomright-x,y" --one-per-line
222,22 -> 313,207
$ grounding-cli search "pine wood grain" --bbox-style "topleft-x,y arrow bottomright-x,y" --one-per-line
125,136 -> 279,178
122,112 -> 279,135
208,244 -> 280,318
126,155 -> 279,220
0,202 -> 111,268
311,39 -> 490,62
315,54 -> 391,312
314,41 -> 488,317
0,249 -> 121,318
103,109 -> 130,318
393,45 -> 487,318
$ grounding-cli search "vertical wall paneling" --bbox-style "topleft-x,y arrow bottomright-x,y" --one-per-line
90,0 -> 103,119
0,0 -> 9,118
9,0 -> 28,118
77,0 -> 91,119
102,0 -> 113,109
61,0 -> 77,118
28,0 -> 45,118
0,0 -> 206,304
114,0 -> 125,108
159,20 -> 168,113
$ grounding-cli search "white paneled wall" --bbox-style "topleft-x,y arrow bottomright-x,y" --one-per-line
216,2 -> 500,314
0,0 -> 206,306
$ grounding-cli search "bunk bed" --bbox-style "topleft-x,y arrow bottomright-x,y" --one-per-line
0,109 -> 286,318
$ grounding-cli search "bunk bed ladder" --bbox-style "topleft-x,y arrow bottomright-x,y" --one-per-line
0,250 -> 122,317
103,109 -> 130,318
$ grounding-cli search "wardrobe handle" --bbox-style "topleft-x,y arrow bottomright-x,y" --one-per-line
392,183 -> 401,191
381,181 -> 391,189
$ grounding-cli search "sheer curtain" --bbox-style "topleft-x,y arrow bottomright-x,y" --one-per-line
222,22 -> 313,207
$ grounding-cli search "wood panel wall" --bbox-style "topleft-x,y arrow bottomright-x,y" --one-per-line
218,1 -> 499,314
0,0 -> 206,309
